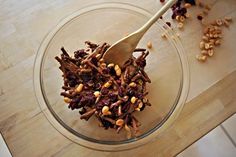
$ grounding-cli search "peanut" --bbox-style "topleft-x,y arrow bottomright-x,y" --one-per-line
116,119 -> 124,126
114,65 -> 121,76
64,97 -> 71,103
131,96 -> 137,104
94,91 -> 100,97
147,41 -> 152,49
75,84 -> 83,93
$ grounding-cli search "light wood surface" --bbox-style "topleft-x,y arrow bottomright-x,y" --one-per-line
0,0 -> 236,157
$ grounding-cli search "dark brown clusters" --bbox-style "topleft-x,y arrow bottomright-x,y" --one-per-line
55,41 -> 151,138
160,0 -> 195,20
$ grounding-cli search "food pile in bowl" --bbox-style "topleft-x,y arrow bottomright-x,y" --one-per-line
55,41 -> 152,139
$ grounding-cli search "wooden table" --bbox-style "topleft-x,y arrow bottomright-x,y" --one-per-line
0,0 -> 236,156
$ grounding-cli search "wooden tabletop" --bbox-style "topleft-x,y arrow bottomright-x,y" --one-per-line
0,0 -> 236,156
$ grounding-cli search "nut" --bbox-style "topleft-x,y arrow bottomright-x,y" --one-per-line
179,16 -> 185,22
201,50 -> 208,55
124,124 -> 132,139
196,54 -> 207,62
131,96 -> 137,104
177,22 -> 184,29
184,3 -> 191,8
104,81 -> 112,88
115,119 -> 124,126
204,43 -> 211,49
161,33 -> 167,39
114,65 -> 121,76
138,101 -> 143,109
64,97 -> 71,103
107,63 -> 115,68
94,91 -> 100,97
100,63 -> 107,68
214,39 -> 221,46
135,108 -> 140,111
223,20 -> 230,27
200,41 -> 205,49
225,16 -> 232,22
102,106 -> 111,115
216,19 -> 223,26
185,13 -> 191,18
129,82 -> 137,87
176,15 -> 180,21
208,49 -> 214,57
202,36 -> 209,42
75,84 -> 83,93
147,41 -> 152,49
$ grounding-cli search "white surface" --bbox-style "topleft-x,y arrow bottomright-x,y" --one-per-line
0,134 -> 12,157
178,126 -> 236,157
222,114 -> 236,144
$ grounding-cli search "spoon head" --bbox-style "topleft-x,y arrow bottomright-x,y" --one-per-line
103,34 -> 140,66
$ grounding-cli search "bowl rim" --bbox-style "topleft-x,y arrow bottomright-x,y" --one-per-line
33,2 -> 190,151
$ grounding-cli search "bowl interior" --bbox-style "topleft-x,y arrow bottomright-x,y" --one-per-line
40,4 -> 183,143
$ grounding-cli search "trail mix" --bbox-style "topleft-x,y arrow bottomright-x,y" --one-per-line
55,41 -> 151,139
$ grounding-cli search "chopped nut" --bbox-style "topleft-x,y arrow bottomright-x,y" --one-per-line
204,43 -> 211,49
202,36 -> 209,42
138,101 -> 143,109
104,81 -> 112,88
135,108 -> 140,111
196,54 -> 207,62
114,65 -> 121,76
225,16 -> 232,22
214,39 -> 221,46
216,19 -> 223,26
94,91 -> 100,97
161,33 -> 167,39
203,27 -> 209,34
209,39 -> 215,45
201,50 -> 208,55
129,82 -> 137,87
107,63 -> 114,68
208,49 -> 214,57
147,41 -> 152,49
75,84 -> 83,93
200,41 -> 205,49
176,15 -> 180,21
177,22 -> 184,29
223,20 -> 230,27
102,106 -> 111,115
184,3 -> 192,8
115,119 -> 124,126
100,63 -> 107,68
64,97 -> 71,103
179,16 -> 185,22
185,13 -> 191,18
131,96 -> 137,104
124,124 -> 132,139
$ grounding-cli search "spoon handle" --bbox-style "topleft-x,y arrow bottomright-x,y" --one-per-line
137,0 -> 176,34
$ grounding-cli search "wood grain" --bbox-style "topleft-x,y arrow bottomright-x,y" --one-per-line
0,0 -> 236,156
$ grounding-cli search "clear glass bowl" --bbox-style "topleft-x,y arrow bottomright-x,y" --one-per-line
34,2 -> 189,151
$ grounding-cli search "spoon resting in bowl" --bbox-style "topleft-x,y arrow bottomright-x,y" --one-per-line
103,0 -> 176,66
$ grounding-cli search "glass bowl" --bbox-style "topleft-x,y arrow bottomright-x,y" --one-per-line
34,2 -> 189,151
